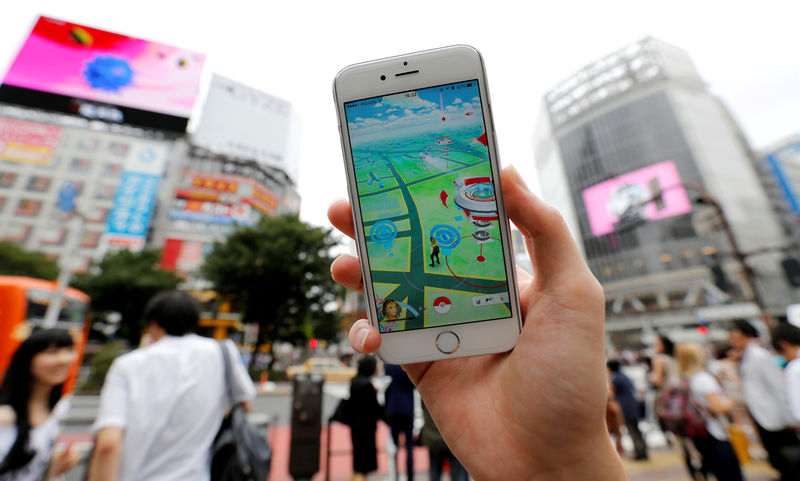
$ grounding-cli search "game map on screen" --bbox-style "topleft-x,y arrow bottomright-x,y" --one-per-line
344,80 -> 512,333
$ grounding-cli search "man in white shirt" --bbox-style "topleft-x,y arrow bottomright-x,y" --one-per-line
87,291 -> 256,481
772,322 -> 800,422
730,319 -> 799,481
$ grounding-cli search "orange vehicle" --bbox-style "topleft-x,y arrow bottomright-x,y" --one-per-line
0,276 -> 91,393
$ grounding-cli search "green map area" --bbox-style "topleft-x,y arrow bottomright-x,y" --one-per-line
354,127 -> 511,332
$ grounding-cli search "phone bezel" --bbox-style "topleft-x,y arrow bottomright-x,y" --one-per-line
333,45 -> 522,364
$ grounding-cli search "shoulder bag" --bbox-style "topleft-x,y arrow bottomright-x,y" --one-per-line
210,341 -> 272,481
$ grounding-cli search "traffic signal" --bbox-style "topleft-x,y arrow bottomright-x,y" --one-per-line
309,338 -> 318,349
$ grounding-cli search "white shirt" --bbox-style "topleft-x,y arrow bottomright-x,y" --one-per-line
689,371 -> 728,441
739,341 -> 796,431
0,398 -> 71,481
93,335 -> 256,481
784,358 -> 800,422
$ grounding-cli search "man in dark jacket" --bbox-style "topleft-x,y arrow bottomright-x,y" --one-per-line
608,359 -> 648,460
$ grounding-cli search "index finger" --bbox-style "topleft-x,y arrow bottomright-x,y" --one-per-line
328,198 -> 355,239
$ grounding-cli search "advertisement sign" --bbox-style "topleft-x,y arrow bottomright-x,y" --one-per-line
0,16 -> 205,132
0,117 -> 62,165
104,141 -> 169,250
582,161 -> 692,237
177,170 -> 282,216
192,74 -> 300,182
160,238 -> 206,272
168,199 -> 253,226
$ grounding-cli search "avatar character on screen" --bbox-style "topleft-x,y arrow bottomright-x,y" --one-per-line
382,299 -> 400,322
429,237 -> 440,267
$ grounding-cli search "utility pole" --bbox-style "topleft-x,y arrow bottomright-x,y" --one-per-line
644,182 -> 773,328
43,182 -> 84,327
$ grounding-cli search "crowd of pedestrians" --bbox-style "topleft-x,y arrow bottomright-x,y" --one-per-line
607,319 -> 800,481
342,356 -> 469,481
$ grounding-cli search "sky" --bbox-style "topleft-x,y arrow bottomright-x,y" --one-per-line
2,1 -> 798,230
345,81 -> 485,144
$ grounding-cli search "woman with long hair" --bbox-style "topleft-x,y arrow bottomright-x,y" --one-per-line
675,342 -> 744,481
0,329 -> 80,480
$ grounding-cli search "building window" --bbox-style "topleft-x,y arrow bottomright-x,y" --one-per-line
100,163 -> 123,178
14,199 -> 42,216
74,256 -> 93,273
39,226 -> 66,246
80,230 -> 101,248
76,138 -> 99,152
26,176 -> 52,192
69,181 -> 85,195
0,172 -> 17,188
85,206 -> 109,223
2,224 -> 31,242
108,142 -> 129,158
69,158 -> 92,173
94,183 -> 117,200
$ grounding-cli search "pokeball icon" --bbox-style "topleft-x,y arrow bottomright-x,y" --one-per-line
433,296 -> 452,315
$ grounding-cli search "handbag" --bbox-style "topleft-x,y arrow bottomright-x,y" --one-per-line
726,424 -> 750,464
210,341 -> 272,481
331,396 -> 353,426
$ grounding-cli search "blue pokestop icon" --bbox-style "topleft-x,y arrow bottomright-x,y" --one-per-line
431,224 -> 460,255
370,220 -> 397,249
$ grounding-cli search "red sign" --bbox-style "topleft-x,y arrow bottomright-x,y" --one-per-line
0,117 -> 62,165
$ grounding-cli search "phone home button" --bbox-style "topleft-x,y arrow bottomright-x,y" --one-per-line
435,331 -> 460,355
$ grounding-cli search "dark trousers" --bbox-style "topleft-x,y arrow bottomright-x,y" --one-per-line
389,414 -> 414,481
625,418 -> 648,459
692,436 -> 744,481
428,448 -> 468,481
679,437 -> 708,480
756,423 -> 800,481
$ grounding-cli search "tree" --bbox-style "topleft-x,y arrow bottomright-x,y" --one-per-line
202,215 -> 343,347
72,249 -> 181,345
0,242 -> 59,280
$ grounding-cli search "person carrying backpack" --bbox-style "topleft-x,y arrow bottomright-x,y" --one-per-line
673,342 -> 743,481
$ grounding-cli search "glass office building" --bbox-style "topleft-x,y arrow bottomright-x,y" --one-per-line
534,38 -> 792,342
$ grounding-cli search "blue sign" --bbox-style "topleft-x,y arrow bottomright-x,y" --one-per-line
106,172 -> 160,237
767,143 -> 800,218
57,182 -> 78,213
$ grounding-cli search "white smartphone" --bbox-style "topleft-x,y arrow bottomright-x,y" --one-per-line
333,45 -> 521,364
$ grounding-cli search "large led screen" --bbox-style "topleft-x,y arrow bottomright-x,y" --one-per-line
0,16 -> 205,131
582,160 -> 692,237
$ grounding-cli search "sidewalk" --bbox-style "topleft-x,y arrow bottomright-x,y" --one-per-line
623,447 -> 776,481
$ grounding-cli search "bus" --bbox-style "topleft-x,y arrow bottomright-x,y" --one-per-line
0,276 -> 91,393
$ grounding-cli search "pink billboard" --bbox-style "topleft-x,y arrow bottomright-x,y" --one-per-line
1,16 -> 205,119
582,160 -> 692,237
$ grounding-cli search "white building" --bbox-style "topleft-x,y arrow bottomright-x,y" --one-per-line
533,37 -> 792,344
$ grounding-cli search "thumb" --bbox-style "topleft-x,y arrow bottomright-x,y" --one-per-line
500,166 -> 592,284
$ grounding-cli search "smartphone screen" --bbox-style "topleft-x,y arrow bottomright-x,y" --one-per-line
343,80 -> 512,333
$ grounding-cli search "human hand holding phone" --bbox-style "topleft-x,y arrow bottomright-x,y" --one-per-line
329,166 -> 627,481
